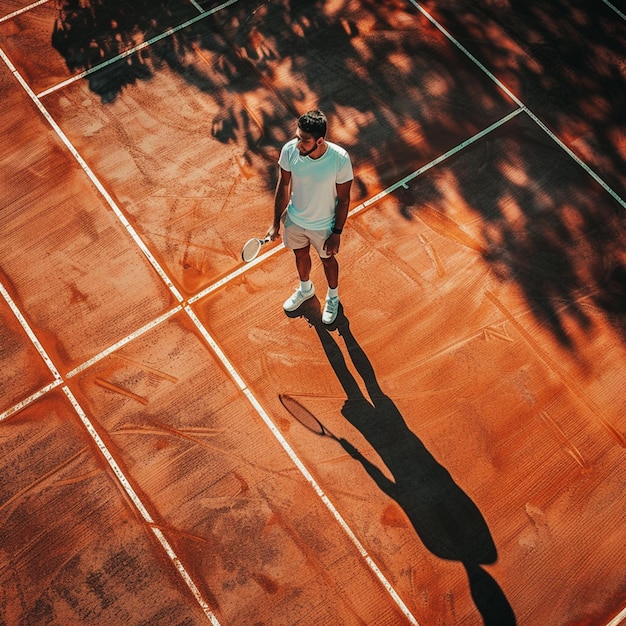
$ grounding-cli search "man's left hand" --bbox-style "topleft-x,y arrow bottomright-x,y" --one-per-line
323,232 -> 341,256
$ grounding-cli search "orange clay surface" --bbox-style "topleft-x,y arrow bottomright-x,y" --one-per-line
1,1 -> 625,625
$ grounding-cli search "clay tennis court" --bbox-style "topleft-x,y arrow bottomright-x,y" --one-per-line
1,1 -> 625,624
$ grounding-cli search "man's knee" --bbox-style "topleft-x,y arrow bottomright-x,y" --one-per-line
293,245 -> 311,259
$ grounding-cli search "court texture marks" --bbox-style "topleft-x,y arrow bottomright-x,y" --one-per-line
1,0 -> 625,624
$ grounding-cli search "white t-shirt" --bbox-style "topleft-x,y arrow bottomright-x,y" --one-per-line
278,138 -> 353,230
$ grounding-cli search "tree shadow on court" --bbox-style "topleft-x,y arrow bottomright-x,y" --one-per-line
419,0 -> 626,201
50,0 -> 506,181
288,300 -> 516,626
50,0 -> 626,349
396,110 -> 626,353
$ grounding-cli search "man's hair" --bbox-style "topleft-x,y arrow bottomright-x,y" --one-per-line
297,110 -> 327,140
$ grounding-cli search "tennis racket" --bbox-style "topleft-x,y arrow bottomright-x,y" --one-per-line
241,236 -> 270,262
279,394 -> 340,441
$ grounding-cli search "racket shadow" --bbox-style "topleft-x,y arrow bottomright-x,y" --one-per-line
291,309 -> 516,626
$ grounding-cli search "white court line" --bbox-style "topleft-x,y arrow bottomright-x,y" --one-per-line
189,107 -> 524,303
1,48 -> 221,624
0,0 -> 49,24
36,0 -> 240,98
0,381 -> 63,422
350,108 -> 524,217
65,306 -> 181,379
188,0 -> 206,14
408,0 -> 626,211
0,280 -> 61,380
63,386 -> 221,626
602,0 -> 626,20
0,48 -> 184,303
607,606 -> 626,626
184,306 -> 420,625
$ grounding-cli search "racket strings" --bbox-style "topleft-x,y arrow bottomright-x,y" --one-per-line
242,238 -> 262,262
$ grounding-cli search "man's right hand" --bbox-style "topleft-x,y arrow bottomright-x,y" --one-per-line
266,223 -> 280,241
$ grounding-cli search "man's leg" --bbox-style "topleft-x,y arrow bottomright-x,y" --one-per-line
320,255 -> 338,289
321,256 -> 340,324
294,245 -> 312,281
283,245 -> 316,311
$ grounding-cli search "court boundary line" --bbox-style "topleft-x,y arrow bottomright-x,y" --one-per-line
602,0 -> 626,20
0,0 -> 49,24
607,606 -> 626,626
408,0 -> 626,212
0,49 -> 185,303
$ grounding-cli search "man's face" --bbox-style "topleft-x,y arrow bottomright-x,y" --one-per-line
296,127 -> 320,156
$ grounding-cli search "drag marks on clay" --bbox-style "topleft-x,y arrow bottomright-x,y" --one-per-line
109,421 -> 289,479
94,377 -> 150,406
538,410 -> 590,470
418,234 -> 446,278
0,446 -> 89,518
413,202 -> 487,253
110,352 -> 179,383
486,291 -> 626,448
386,320 -> 515,384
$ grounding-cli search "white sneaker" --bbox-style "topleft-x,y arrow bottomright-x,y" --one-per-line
283,285 -> 315,311
322,296 -> 339,324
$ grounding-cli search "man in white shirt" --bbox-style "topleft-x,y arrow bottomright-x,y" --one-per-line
267,110 -> 353,324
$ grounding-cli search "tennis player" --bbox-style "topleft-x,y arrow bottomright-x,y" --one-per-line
267,110 -> 354,324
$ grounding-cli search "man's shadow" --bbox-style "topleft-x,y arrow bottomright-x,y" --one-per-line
286,299 -> 516,625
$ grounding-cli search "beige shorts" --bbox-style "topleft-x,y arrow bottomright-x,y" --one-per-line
283,214 -> 332,258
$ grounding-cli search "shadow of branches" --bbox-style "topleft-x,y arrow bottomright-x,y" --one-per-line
50,0 -> 626,348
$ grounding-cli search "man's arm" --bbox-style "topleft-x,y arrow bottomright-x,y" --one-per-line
267,167 -> 291,240
324,179 -> 352,255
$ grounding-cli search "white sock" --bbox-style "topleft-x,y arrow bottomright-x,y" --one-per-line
300,280 -> 313,292
327,287 -> 338,299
